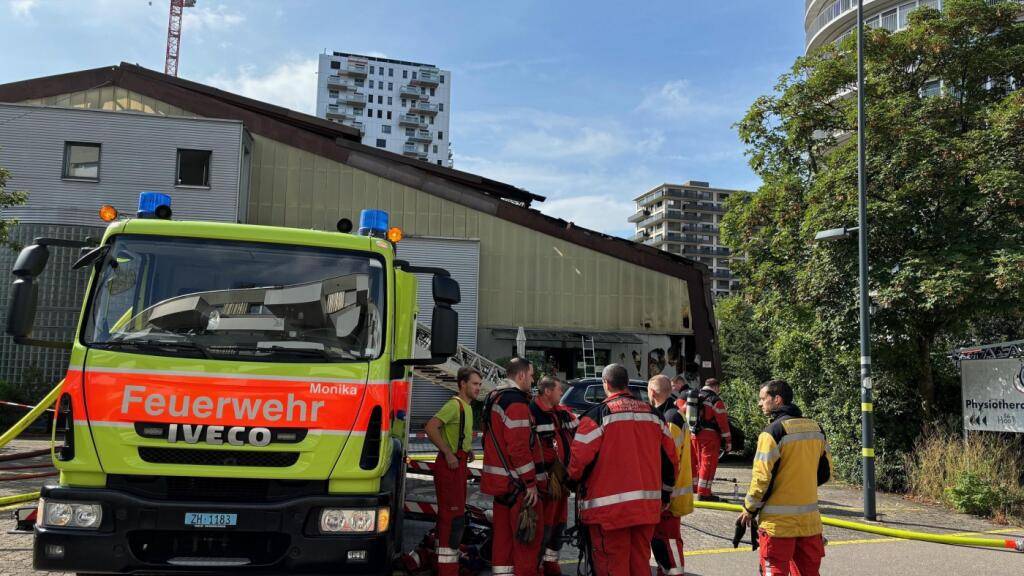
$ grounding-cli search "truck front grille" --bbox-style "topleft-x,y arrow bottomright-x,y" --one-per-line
138,447 -> 299,468
129,530 -> 289,566
107,474 -> 327,503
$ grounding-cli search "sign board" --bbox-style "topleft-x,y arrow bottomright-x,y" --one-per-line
961,358 -> 1024,433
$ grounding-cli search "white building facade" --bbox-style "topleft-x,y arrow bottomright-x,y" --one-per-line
630,181 -> 743,299
315,52 -> 452,167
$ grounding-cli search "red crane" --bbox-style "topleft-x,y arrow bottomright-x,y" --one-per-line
164,0 -> 196,77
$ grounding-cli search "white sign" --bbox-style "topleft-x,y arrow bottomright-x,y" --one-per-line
961,358 -> 1024,433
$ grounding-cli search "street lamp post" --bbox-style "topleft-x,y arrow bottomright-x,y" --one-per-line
856,0 -> 878,522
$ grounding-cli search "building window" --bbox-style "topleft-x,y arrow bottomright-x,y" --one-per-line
330,60 -> 340,69
176,149 -> 211,187
440,74 -> 444,84
378,81 -> 384,89
429,116 -> 434,125
439,103 -> 444,112
355,78 -> 364,87
389,67 -> 394,77
367,108 -> 372,116
412,71 -> 417,80
328,90 -> 338,98
429,88 -> 435,96
438,131 -> 443,140
387,96 -> 393,105
405,127 -> 415,136
403,70 -> 408,79
433,144 -> 438,153
62,142 -> 101,180
387,111 -> 392,120
367,94 -> 373,103
377,95 -> 383,104
382,124 -> 391,133
368,66 -> 374,75
377,110 -> 382,118
401,99 -> 407,107
437,160 -> 443,165
376,138 -> 386,148
388,82 -> 393,90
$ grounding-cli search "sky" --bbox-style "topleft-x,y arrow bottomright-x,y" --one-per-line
0,0 -> 806,237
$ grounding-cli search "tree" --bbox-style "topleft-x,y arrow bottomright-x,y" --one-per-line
722,0 -> 1024,488
0,159 -> 28,249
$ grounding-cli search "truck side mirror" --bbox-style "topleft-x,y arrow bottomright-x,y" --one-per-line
430,305 -> 458,359
432,275 -> 461,306
6,277 -> 38,339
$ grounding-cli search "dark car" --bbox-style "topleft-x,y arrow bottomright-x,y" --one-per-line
559,377 -> 745,454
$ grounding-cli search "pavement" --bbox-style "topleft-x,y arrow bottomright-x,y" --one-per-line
2,438 -> 1022,575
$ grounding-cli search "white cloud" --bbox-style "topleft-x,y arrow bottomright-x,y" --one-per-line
636,79 -> 735,120
539,195 -> 636,237
183,4 -> 245,33
204,58 -> 318,114
9,0 -> 38,18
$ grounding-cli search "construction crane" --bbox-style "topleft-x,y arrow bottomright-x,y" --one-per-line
164,0 -> 196,77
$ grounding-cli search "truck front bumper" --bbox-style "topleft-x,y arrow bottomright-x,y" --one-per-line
33,483 -> 395,575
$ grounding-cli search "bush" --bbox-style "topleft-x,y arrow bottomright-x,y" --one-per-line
907,429 -> 1024,523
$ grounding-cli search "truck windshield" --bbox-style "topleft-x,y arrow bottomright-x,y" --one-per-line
83,235 -> 385,362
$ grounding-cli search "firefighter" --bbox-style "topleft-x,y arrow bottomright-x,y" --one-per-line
423,367 -> 483,575
690,377 -> 731,501
482,357 -> 543,576
738,379 -> 832,576
568,364 -> 677,576
530,376 -> 577,575
670,374 -> 690,411
648,375 -> 693,576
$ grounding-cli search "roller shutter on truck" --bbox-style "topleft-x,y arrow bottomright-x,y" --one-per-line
395,237 -> 480,429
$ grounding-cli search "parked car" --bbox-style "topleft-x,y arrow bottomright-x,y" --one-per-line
558,377 -> 745,454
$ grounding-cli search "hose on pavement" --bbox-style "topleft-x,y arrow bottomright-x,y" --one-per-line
0,380 -> 63,449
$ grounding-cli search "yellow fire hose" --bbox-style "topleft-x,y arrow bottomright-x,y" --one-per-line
694,500 -> 1024,552
0,380 -> 64,508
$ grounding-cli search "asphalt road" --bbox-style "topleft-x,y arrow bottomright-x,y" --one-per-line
2,439 -> 1022,575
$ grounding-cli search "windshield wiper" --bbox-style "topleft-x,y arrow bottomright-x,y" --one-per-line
92,339 -> 212,359
204,344 -> 345,362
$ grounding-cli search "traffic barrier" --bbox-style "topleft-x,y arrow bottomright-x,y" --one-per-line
693,500 -> 1024,552
0,380 -> 63,449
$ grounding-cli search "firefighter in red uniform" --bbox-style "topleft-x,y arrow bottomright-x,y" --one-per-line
423,367 -> 483,575
690,377 -> 731,501
648,375 -> 694,576
530,376 -> 578,575
569,364 -> 678,576
482,357 -> 543,576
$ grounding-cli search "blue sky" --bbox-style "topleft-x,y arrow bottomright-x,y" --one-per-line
0,0 -> 805,236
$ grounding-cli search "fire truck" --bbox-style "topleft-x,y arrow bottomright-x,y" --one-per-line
6,192 -> 460,574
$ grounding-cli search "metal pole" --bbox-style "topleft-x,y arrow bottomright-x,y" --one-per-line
856,0 -> 877,522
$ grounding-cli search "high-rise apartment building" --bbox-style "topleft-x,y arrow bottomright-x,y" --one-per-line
805,0 -> 941,53
315,52 -> 452,167
630,181 -> 743,298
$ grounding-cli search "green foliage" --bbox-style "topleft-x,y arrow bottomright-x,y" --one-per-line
723,1 -> 1024,490
945,471 -> 1003,516
716,296 -> 770,455
0,158 -> 28,250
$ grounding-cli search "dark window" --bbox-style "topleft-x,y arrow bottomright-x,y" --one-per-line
330,60 -> 340,69
367,94 -> 373,102
401,99 -> 406,107
386,111 -> 392,120
437,160 -> 442,165
176,149 -> 211,187
439,103 -> 444,112
438,131 -> 443,140
62,142 -> 101,180
355,79 -> 364,87
367,108 -> 373,116
403,70 -> 408,79
378,66 -> 384,75
378,81 -> 383,89
376,139 -> 386,148
377,110 -> 382,118
388,68 -> 394,77
430,88 -> 436,96
377,95 -> 383,104
412,71 -> 417,80
429,116 -> 434,125
387,96 -> 393,105
388,82 -> 393,90
405,128 -> 414,136
433,144 -> 438,153
368,66 -> 373,75
440,74 -> 444,84
382,124 -> 391,133
328,90 -> 338,98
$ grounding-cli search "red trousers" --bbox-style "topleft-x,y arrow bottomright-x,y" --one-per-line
758,531 -> 825,576
651,514 -> 685,576
433,452 -> 469,576
692,430 -> 721,496
491,496 -> 544,576
588,524 -> 655,576
541,495 -> 569,575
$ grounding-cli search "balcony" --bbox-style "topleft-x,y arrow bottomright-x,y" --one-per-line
409,129 -> 433,143
326,75 -> 357,89
399,114 -> 427,128
683,246 -> 731,257
402,142 -> 428,160
325,105 -> 346,120
400,85 -> 423,99
340,91 -> 367,105
631,231 -> 649,242
628,210 -> 650,224
411,68 -> 441,86
340,61 -> 368,77
409,101 -> 439,115
713,270 -> 734,279
343,120 -> 364,133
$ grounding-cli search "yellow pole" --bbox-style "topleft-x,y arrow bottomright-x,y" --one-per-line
0,380 -> 63,449
693,500 -> 1024,552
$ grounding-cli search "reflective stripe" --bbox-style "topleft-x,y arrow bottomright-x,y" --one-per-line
566,419 -> 579,429
664,568 -> 686,576
603,411 -> 664,427
436,547 -> 459,563
778,431 -> 825,447
493,567 -> 515,575
580,489 -> 661,511
696,479 -> 712,488
754,448 -> 780,462
483,462 -> 534,478
575,426 -> 603,444
669,539 -> 683,572
761,502 -> 819,515
536,472 -> 549,482
745,496 -> 763,510
663,483 -> 674,493
703,401 -> 727,414
721,432 -> 731,438
672,485 -> 693,498
494,405 -> 532,429
483,465 -> 509,476
514,461 -> 535,475
535,423 -> 555,433
407,550 -> 421,567
543,548 -> 560,562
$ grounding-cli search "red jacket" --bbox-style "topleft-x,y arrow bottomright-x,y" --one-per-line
530,400 -> 578,489
568,391 -> 678,530
697,387 -> 731,449
482,386 -> 539,496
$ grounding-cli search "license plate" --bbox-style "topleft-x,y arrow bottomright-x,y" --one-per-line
184,512 -> 237,528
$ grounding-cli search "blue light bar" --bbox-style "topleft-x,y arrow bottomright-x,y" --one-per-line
137,192 -> 173,219
358,209 -> 389,237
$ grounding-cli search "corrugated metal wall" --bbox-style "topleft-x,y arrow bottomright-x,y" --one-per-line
18,89 -> 693,336
0,103 -> 244,226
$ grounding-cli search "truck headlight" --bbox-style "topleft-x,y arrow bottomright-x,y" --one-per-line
319,508 -> 377,534
39,499 -> 103,529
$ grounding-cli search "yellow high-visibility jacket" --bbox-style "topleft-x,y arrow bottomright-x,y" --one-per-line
743,404 -> 832,537
660,404 -> 694,517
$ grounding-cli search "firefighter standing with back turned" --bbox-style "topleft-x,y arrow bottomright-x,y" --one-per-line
690,377 -> 731,500
648,375 -> 694,576
531,376 -> 578,575
482,357 -> 544,576
568,364 -> 678,576
738,379 -> 832,576
423,367 -> 482,575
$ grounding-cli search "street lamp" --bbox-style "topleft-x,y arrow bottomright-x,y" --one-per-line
814,0 -> 877,522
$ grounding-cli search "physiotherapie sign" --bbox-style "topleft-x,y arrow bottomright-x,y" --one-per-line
961,358 -> 1024,433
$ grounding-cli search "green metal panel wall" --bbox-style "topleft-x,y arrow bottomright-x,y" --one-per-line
17,89 -> 691,335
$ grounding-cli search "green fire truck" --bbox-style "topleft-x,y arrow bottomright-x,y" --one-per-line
6,193 -> 460,574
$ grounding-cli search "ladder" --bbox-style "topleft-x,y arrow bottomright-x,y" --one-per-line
581,335 -> 597,378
